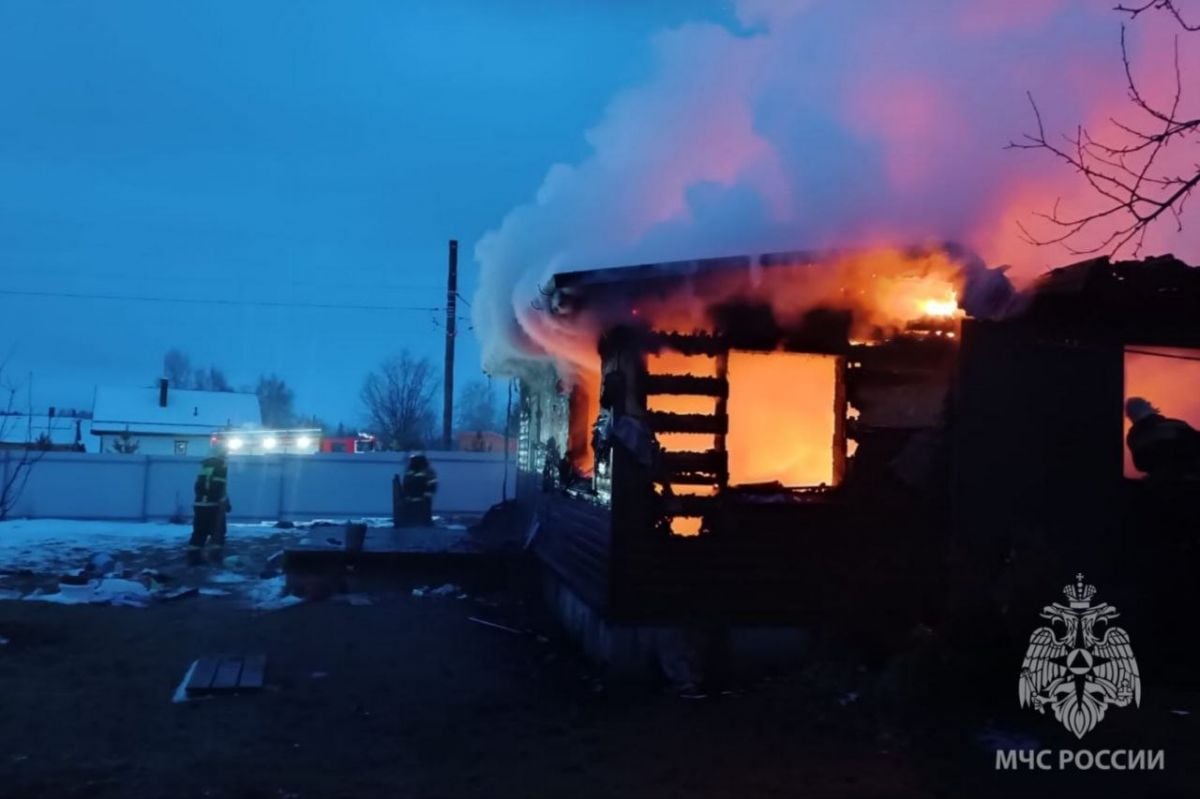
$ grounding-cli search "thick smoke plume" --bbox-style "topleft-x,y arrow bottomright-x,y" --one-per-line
474,0 -> 1200,375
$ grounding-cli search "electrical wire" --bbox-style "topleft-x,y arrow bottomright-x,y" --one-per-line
0,287 -> 442,313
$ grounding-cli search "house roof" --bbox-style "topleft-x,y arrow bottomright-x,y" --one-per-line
1020,254 -> 1200,347
91,386 -> 261,436
549,243 -> 982,294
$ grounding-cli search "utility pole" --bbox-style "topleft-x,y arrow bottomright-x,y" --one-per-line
442,239 -> 458,451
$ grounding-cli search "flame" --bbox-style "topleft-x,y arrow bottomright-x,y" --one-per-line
593,247 -> 968,344
523,247 -> 967,492
919,296 -> 961,318
670,517 -> 702,536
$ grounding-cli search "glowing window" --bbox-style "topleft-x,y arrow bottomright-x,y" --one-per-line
726,351 -> 843,487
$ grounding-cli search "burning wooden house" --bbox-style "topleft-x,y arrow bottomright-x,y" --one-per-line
951,254 -> 1200,662
511,246 -> 987,662
509,246 -> 1200,668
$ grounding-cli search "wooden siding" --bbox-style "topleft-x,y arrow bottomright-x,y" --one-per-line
535,492 -> 612,612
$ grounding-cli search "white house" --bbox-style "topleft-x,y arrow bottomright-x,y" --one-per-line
91,380 -> 262,456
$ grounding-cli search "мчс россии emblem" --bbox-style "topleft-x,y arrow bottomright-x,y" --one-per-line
1018,574 -> 1141,739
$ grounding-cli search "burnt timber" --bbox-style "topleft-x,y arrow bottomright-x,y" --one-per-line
517,251 -> 1200,661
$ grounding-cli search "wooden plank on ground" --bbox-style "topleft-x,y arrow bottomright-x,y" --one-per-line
209,657 -> 245,692
238,654 -> 267,690
185,657 -> 220,695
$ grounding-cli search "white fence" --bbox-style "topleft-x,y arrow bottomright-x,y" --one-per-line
1,450 -> 516,521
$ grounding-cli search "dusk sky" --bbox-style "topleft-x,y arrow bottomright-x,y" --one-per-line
2,1 -> 1197,426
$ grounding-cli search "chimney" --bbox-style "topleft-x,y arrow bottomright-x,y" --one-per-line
159,378 -> 169,408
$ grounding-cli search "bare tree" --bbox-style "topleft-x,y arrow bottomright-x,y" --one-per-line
0,370 -> 50,521
256,374 -> 296,428
192,366 -> 232,392
163,348 -> 193,388
456,378 -> 499,435
360,351 -> 439,450
1011,1 -> 1198,255
160,349 -> 233,392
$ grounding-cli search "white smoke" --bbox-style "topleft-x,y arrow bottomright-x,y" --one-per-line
473,0 -> 1196,375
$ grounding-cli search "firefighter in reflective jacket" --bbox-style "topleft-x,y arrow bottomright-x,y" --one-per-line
189,451 -> 231,558
400,453 -> 438,525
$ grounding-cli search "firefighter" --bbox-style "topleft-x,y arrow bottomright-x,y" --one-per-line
1126,396 -> 1200,479
400,453 -> 438,525
188,449 -> 231,563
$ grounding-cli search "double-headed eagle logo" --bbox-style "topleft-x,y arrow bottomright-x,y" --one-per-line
1018,574 -> 1141,739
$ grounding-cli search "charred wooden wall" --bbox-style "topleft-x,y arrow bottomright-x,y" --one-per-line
536,491 -> 612,612
949,319 -> 1126,634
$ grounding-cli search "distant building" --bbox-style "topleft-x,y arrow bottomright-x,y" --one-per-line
0,411 -> 91,451
91,379 -> 261,456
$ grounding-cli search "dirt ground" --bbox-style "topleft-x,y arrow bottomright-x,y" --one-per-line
2,564 -> 1199,798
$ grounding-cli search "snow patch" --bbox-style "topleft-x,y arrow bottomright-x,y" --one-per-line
242,575 -> 303,611
0,518 -> 283,575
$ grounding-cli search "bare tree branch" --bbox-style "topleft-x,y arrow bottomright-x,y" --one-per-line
1116,1 -> 1199,31
1011,6 -> 1199,255
360,351 -> 439,450
0,371 -> 48,521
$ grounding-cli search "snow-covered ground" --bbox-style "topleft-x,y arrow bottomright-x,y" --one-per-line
0,518 -> 274,574
0,518 -> 318,609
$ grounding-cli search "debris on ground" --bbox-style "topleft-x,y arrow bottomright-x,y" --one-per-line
174,654 -> 267,702
1170,709 -> 1191,716
26,576 -> 153,607
412,583 -> 463,598
0,635 -> 9,646
158,586 -> 199,602
467,616 -> 524,635
139,569 -> 173,590
208,571 -> 250,584
85,552 -> 119,575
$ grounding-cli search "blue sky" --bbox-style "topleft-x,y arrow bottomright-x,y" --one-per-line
5,1 -> 1196,430
0,0 -> 728,426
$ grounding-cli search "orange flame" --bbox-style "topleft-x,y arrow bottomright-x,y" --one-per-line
533,247 -> 965,484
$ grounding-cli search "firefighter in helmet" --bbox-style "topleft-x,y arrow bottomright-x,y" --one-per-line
1126,396 -> 1200,479
189,445 -> 232,563
400,452 -> 438,525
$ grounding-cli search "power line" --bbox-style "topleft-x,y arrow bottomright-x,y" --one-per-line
0,287 -> 443,313
3,267 -> 443,294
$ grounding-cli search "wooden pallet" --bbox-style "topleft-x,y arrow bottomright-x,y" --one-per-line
185,654 -> 267,696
